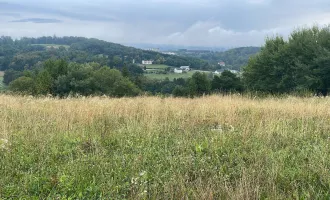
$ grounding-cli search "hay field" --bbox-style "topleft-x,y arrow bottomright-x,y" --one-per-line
0,95 -> 329,199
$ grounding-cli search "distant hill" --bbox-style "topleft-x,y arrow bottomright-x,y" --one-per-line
176,46 -> 261,71
0,36 -> 210,71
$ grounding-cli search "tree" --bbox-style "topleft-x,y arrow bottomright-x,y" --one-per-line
93,67 -> 140,96
3,69 -> 22,85
188,72 -> 211,96
172,85 -> 188,97
9,76 -> 35,94
212,71 -> 243,92
35,70 -> 52,95
243,25 -> 330,94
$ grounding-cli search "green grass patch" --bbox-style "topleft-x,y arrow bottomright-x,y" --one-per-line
145,70 -> 210,80
144,64 -> 172,69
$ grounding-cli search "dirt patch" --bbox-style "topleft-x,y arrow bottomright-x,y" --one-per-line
0,71 -> 4,77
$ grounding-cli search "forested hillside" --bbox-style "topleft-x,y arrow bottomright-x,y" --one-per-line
0,36 -> 210,71
177,47 -> 260,70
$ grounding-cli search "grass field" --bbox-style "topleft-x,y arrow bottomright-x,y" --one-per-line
0,95 -> 329,199
144,64 -> 171,69
145,71 -> 197,80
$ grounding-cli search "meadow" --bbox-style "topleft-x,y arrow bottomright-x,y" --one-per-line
145,64 -> 171,69
145,70 -> 196,80
0,95 -> 329,199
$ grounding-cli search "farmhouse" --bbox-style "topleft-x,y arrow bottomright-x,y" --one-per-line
142,60 -> 153,65
180,66 -> 190,71
214,70 -> 222,75
218,62 -> 226,67
174,68 -> 183,74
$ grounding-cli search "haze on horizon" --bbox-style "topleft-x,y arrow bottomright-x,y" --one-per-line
1,0 -> 330,47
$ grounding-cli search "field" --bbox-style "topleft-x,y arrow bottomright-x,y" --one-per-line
0,95 -> 329,199
145,70 -> 197,80
145,64 -> 171,69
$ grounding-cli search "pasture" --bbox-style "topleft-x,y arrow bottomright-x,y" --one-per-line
0,95 -> 329,199
145,64 -> 171,69
145,70 -> 197,80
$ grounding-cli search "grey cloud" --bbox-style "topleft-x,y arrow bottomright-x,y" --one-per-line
0,0 -> 330,46
10,18 -> 62,23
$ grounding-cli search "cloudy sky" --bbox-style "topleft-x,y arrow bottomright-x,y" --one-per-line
1,0 -> 330,47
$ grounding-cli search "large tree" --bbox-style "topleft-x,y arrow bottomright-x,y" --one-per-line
243,25 -> 330,94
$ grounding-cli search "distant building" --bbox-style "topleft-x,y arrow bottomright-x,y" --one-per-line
142,60 -> 153,65
218,62 -> 226,67
174,68 -> 183,74
146,48 -> 160,52
162,52 -> 176,55
214,70 -> 222,75
229,70 -> 239,74
180,66 -> 190,71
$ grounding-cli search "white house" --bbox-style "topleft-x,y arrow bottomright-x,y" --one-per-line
229,70 -> 239,74
180,66 -> 190,71
214,70 -> 222,75
218,62 -> 226,67
142,60 -> 153,65
174,68 -> 183,74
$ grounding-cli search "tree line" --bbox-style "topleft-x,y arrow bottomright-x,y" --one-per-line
243,25 -> 330,95
5,58 -> 242,97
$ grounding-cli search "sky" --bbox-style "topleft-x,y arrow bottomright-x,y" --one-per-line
1,0 -> 330,47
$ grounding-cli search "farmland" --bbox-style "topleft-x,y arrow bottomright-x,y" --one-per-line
144,64 -> 171,69
0,95 -> 329,199
145,70 -> 212,80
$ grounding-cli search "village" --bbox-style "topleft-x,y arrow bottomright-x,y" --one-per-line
140,60 -> 239,80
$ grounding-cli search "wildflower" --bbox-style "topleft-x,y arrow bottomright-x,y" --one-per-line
0,139 -> 9,150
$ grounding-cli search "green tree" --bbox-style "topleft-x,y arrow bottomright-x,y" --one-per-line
3,69 -> 22,85
172,85 -> 188,97
35,70 -> 52,95
9,76 -> 35,94
188,72 -> 211,96
212,71 -> 243,92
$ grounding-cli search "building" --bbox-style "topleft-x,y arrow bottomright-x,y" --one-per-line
229,70 -> 239,74
162,52 -> 176,55
174,68 -> 183,74
218,62 -> 226,67
214,70 -> 222,75
142,60 -> 153,65
146,48 -> 160,52
180,66 -> 190,71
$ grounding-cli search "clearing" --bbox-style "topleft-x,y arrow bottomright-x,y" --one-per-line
145,70 -> 211,80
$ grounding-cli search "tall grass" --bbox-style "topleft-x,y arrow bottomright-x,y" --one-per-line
0,95 -> 329,199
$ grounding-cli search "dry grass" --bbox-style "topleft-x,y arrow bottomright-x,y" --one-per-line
0,94 -> 329,199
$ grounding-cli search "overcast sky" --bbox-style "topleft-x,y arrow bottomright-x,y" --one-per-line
1,0 -> 330,47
